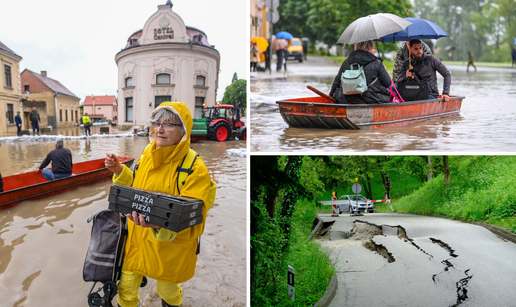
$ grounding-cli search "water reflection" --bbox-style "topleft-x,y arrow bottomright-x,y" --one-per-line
0,137 -> 246,306
250,65 -> 516,152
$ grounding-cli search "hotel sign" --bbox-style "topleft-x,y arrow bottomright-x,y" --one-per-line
154,27 -> 174,40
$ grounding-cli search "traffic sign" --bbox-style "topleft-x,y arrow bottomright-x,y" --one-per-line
352,183 -> 362,194
265,10 -> 280,24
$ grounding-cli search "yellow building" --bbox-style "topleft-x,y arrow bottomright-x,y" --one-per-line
0,40 -> 23,136
21,69 -> 80,129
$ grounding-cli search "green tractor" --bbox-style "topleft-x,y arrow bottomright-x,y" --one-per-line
199,104 -> 246,142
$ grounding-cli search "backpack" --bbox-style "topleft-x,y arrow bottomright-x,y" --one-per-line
341,63 -> 378,95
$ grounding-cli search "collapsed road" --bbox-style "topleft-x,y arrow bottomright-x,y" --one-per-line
316,213 -> 516,307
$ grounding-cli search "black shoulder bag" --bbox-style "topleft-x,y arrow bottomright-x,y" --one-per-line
397,67 -> 430,102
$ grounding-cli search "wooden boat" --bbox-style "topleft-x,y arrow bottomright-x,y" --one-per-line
0,157 -> 134,210
277,95 -> 464,130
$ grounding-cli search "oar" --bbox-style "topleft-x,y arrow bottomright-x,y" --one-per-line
306,85 -> 336,103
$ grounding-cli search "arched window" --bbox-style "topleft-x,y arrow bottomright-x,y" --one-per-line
196,76 -> 206,86
156,74 -> 170,84
125,77 -> 133,87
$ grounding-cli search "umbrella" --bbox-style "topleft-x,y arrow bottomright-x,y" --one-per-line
301,37 -> 310,42
376,17 -> 448,42
251,37 -> 269,53
275,31 -> 294,40
272,38 -> 289,50
337,13 -> 412,45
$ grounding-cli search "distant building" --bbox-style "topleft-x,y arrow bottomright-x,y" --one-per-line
0,40 -> 23,135
21,69 -> 80,128
115,0 -> 220,127
83,95 -> 118,123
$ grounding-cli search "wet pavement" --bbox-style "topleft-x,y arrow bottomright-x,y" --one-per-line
250,57 -> 516,152
0,134 -> 246,306
317,212 -> 516,307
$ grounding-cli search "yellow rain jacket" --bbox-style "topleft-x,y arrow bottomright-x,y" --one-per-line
112,101 -> 214,284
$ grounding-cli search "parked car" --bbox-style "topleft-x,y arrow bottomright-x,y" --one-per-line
285,38 -> 304,62
338,194 -> 375,214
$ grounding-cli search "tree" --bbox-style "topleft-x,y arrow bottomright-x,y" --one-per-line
231,72 -> 238,83
221,78 -> 246,113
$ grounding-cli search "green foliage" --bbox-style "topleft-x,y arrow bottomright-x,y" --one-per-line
251,198 -> 334,306
221,78 -> 246,114
387,156 -> 516,233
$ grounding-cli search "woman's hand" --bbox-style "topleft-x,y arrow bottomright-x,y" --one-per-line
127,211 -> 161,231
105,153 -> 123,176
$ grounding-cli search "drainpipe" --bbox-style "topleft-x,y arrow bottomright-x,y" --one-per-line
53,93 -> 58,128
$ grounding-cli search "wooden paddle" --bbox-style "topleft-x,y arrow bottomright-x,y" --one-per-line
306,85 -> 336,103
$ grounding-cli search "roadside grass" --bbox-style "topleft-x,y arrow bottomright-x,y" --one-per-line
252,198 -> 334,306
279,198 -> 334,306
377,156 -> 516,233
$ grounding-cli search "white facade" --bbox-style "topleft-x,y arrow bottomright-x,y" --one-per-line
115,3 -> 220,127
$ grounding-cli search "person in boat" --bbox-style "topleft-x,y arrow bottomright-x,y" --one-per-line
38,139 -> 73,181
392,40 -> 432,82
329,40 -> 392,104
105,101 -> 214,307
397,39 -> 451,102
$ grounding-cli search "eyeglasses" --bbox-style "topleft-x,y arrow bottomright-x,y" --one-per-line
151,121 -> 182,130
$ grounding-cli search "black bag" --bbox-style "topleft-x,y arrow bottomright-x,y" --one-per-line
83,209 -> 127,307
397,73 -> 430,102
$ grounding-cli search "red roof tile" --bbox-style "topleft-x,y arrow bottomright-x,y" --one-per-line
83,95 -> 117,106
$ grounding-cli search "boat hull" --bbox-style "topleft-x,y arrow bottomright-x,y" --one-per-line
277,96 -> 463,130
0,157 -> 134,210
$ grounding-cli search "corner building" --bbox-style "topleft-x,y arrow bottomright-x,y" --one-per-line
115,1 -> 220,127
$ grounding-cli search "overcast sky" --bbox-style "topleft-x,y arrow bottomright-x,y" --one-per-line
0,0 -> 247,102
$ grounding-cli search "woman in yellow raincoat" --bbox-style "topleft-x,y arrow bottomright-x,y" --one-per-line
105,101 -> 214,307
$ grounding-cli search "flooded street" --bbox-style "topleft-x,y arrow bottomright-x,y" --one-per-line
250,57 -> 516,152
0,134 -> 246,306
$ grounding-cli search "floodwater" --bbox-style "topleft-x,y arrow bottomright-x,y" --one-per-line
0,134 -> 246,307
250,59 -> 516,152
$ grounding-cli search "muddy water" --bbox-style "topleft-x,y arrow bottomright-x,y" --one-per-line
250,62 -> 516,152
0,136 -> 246,306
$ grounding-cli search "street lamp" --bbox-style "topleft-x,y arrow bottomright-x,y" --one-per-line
456,6 -> 465,62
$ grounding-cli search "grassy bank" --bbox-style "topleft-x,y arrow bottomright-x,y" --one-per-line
252,198 -> 334,306
376,156 -> 516,233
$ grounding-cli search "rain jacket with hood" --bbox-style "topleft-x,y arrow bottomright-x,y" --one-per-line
112,101 -> 214,284
329,50 -> 391,104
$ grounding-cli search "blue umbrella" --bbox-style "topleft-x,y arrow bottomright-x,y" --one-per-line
376,17 -> 448,42
275,31 -> 294,40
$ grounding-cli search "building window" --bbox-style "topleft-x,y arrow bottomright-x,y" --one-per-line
60,109 -> 62,122
4,65 -> 12,88
6,104 -> 13,124
126,97 -> 133,122
196,76 -> 206,86
71,110 -> 73,121
194,97 -> 204,118
24,85 -> 30,92
65,110 -> 68,122
156,74 -> 170,84
155,96 -> 171,108
125,77 -> 133,87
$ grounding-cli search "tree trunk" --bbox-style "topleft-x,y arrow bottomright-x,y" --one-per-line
443,156 -> 450,188
428,156 -> 433,181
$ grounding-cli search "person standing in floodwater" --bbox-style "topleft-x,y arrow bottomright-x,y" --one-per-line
29,107 -> 40,135
512,48 -> 516,67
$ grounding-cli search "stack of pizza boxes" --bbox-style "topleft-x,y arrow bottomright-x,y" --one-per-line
108,185 -> 204,232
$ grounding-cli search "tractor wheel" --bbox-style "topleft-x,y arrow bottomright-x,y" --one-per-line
239,127 -> 247,141
211,122 -> 231,142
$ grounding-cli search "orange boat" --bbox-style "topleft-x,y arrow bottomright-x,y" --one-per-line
0,157 -> 134,210
276,95 -> 464,130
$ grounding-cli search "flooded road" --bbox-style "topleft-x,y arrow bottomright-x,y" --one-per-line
0,135 -> 246,306
250,57 -> 516,152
